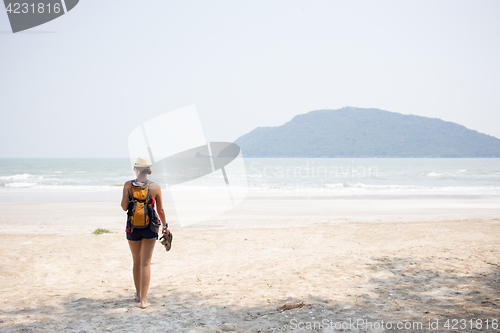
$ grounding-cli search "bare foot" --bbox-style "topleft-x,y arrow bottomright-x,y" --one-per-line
134,292 -> 140,302
140,301 -> 150,309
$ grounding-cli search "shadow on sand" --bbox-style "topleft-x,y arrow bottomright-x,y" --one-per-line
1,257 -> 499,332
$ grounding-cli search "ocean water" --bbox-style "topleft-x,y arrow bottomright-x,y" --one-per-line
0,158 -> 499,201
245,158 -> 500,199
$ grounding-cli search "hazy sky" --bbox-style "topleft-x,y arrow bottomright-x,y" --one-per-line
1,0 -> 499,157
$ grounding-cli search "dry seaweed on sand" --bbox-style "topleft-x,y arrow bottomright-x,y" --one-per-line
277,301 -> 307,311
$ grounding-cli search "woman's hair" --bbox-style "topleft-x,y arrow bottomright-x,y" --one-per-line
134,166 -> 152,175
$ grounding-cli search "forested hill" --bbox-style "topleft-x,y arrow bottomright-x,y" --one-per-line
234,107 -> 500,157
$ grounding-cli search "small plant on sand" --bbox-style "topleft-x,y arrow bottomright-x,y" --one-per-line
93,228 -> 112,235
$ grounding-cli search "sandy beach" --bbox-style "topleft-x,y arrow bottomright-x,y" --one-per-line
1,200 -> 499,332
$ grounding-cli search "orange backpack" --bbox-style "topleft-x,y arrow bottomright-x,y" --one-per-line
127,180 -> 152,228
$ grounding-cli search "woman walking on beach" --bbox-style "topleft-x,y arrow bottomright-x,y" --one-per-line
121,157 -> 169,309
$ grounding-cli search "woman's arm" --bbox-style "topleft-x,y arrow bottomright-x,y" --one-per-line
121,181 -> 131,211
152,184 -> 169,235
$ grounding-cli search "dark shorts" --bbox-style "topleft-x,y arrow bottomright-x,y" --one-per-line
126,224 -> 158,241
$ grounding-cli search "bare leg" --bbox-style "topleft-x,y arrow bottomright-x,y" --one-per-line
128,240 -> 142,302
138,238 -> 156,308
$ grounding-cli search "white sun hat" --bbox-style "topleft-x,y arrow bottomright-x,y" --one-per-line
133,156 -> 152,167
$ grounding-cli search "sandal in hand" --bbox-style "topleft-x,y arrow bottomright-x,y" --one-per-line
159,231 -> 173,251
